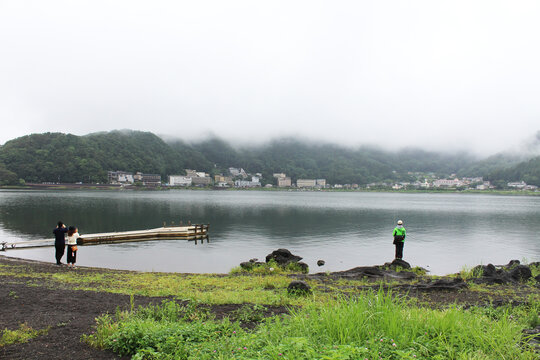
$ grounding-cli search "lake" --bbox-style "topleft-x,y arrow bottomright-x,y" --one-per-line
0,189 -> 539,275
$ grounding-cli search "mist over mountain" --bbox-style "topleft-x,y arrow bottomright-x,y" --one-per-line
0,130 -> 538,186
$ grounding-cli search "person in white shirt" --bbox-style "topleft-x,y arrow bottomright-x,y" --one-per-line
66,226 -> 80,268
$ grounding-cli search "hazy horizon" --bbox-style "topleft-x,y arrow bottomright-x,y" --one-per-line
1,1 -> 539,156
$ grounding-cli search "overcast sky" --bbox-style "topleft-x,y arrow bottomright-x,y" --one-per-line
1,1 -> 539,156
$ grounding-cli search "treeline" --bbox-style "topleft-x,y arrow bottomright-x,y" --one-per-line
0,130 -> 538,186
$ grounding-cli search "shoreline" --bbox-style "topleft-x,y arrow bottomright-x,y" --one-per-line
2,184 -> 539,196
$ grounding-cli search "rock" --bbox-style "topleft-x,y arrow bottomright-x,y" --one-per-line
265,248 -> 302,265
317,260 -> 325,266
249,258 -> 258,263
470,262 -> 534,284
505,259 -> 520,268
509,265 -> 532,282
335,266 -> 386,278
535,274 -> 540,283
240,261 -> 265,270
473,264 -> 497,277
287,280 -> 311,295
240,261 -> 254,270
414,277 -> 468,291
297,262 -> 309,273
388,259 -> 411,269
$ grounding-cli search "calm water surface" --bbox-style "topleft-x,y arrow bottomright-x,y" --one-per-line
0,190 -> 539,275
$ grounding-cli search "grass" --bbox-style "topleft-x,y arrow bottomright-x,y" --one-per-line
0,323 -> 50,347
0,264 -> 314,305
458,265 -> 484,280
230,260 -> 309,275
2,260 -> 540,358
84,290 -> 539,359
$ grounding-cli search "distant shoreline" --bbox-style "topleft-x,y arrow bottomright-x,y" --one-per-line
1,183 -> 539,196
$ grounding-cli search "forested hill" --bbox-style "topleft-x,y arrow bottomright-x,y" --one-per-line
0,131 -> 184,184
0,130 -> 538,186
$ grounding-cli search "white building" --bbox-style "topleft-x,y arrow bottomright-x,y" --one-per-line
508,181 -> 526,189
297,179 -> 317,188
108,171 -> 134,184
433,179 -> 463,187
277,177 -> 292,187
234,176 -> 261,188
168,175 -> 192,187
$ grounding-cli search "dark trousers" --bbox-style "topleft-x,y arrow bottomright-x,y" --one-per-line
67,245 -> 77,264
55,244 -> 65,264
395,242 -> 404,259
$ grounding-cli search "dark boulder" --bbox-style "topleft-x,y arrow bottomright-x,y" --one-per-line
297,262 -> 309,273
470,262 -> 534,284
473,264 -> 498,277
535,274 -> 540,283
287,280 -> 312,295
240,260 -> 265,270
509,265 -> 532,282
505,259 -> 520,268
240,261 -> 254,270
265,248 -> 302,265
335,266 -> 386,278
387,259 -> 411,269
317,260 -> 325,266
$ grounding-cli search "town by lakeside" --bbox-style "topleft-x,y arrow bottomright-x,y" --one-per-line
2,166 -> 538,195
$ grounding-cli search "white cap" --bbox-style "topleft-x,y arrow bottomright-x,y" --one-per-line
397,220 -> 403,225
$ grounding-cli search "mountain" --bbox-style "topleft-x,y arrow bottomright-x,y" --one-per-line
0,130 -> 538,187
486,156 -> 540,186
0,130 -> 185,184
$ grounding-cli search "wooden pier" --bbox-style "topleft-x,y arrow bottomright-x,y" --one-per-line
1,224 -> 209,251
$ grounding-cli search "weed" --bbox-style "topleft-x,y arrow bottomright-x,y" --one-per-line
459,265 -> 484,280
0,323 -> 49,347
230,304 -> 268,323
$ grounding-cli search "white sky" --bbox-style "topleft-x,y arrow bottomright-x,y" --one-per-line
1,1 -> 539,155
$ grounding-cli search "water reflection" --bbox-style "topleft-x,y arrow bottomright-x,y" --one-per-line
0,190 -> 539,274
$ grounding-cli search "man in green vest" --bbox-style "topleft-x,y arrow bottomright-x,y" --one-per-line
392,220 -> 406,259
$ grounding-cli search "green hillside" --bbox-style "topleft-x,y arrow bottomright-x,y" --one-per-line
0,130 -> 538,187
0,131 -> 185,184
486,156 -> 540,186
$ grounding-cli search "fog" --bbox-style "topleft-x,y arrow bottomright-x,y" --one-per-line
1,1 -> 539,156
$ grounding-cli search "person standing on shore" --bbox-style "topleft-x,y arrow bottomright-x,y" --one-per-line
393,220 -> 406,260
66,226 -> 80,268
53,221 -> 68,265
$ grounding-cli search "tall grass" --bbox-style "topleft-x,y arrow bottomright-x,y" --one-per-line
85,289 -> 537,359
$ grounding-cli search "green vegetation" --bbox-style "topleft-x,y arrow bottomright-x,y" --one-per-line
230,260 -> 309,275
84,291 -> 538,359
1,261 -> 540,358
1,130 -> 538,186
487,156 -> 540,187
0,323 -> 49,347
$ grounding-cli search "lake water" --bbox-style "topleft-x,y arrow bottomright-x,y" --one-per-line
1,189 -> 539,275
